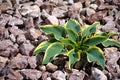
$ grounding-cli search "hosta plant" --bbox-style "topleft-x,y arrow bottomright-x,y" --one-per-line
34,19 -> 120,69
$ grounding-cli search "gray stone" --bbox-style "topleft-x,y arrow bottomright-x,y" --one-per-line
17,34 -> 26,44
52,70 -> 66,80
20,69 -> 42,80
28,56 -> 37,69
24,17 -> 35,29
68,70 -> 85,80
8,54 -> 28,69
90,4 -> 98,10
9,26 -> 24,37
7,69 -> 23,80
8,17 -> 23,26
46,63 -> 58,72
46,15 -> 59,25
19,40 -> 34,56
86,8 -> 96,16
0,40 -> 13,51
52,7 -> 67,18
41,72 -> 51,80
104,47 -> 120,73
9,34 -> 16,42
20,4 -> 40,18
25,28 -> 41,40
92,68 -> 107,80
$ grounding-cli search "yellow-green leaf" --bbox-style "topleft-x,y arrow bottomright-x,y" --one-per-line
102,39 -> 120,47
87,46 -> 105,69
64,19 -> 81,33
84,36 -> 107,46
34,41 -> 51,55
41,25 -> 65,40
82,22 -> 100,38
67,49 -> 79,69
43,42 -> 63,64
66,29 -> 78,43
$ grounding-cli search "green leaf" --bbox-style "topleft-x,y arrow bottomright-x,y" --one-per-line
41,25 -> 65,40
95,32 -> 118,38
43,42 -> 63,64
60,38 -> 74,46
64,19 -> 81,33
67,49 -> 79,69
82,22 -> 100,38
87,46 -> 105,69
84,36 -> 107,46
66,29 -> 78,43
34,41 -> 51,55
102,39 -> 120,47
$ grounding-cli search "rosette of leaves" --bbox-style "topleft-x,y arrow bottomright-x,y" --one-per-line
34,19 -> 120,69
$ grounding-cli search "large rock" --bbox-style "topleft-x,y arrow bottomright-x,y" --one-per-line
87,11 -> 107,24
16,34 -> 26,44
0,40 -> 13,51
19,40 -> 34,56
8,17 -> 23,26
28,56 -> 37,69
52,7 -> 67,18
67,70 -> 85,80
46,63 -> 58,72
9,26 -> 24,37
104,47 -> 120,73
8,54 -> 28,69
46,15 -> 59,25
41,72 -> 51,80
25,28 -> 41,40
51,70 -> 66,80
0,56 -> 8,71
24,17 -> 35,29
19,4 -> 40,18
20,69 -> 42,80
102,21 -> 117,32
0,14 -> 12,27
92,68 -> 107,80
6,69 -> 23,80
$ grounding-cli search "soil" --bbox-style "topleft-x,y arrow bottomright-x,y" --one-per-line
0,0 -> 120,80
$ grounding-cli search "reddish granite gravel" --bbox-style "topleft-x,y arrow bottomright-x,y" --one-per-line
0,0 -> 120,80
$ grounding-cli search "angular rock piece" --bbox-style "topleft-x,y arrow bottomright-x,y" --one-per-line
0,50 -> 10,57
7,69 -> 23,80
68,70 -> 85,80
9,34 -> 16,42
87,11 -> 107,24
52,7 -> 67,18
28,56 -> 37,69
92,68 -> 107,80
0,56 -> 8,71
20,4 -> 40,18
0,14 -> 12,27
8,17 -> 23,26
24,17 -> 35,29
8,54 -> 28,69
46,15 -> 59,25
46,63 -> 58,72
25,28 -> 41,40
41,72 -> 51,80
0,40 -> 13,51
86,8 -> 96,16
9,26 -> 24,37
52,70 -> 66,80
102,21 -> 117,32
19,40 -> 34,56
17,34 -> 26,44
20,69 -> 42,80
104,47 -> 120,73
